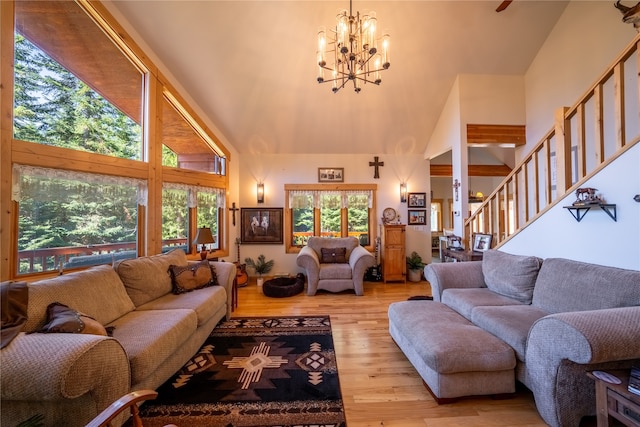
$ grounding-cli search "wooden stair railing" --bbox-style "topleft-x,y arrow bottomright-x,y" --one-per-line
464,33 -> 640,248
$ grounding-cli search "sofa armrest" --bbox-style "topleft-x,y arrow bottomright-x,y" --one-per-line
349,246 -> 375,296
423,261 -> 485,301
525,306 -> 640,427
1,332 -> 130,404
296,246 -> 320,295
209,261 -> 235,319
527,306 -> 640,366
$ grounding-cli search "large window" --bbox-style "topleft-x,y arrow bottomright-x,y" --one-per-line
13,1 -> 144,159
285,185 -> 376,253
14,166 -> 145,274
162,183 -> 224,253
2,0 -> 230,280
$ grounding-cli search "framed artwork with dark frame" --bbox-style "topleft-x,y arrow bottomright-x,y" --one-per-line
408,209 -> 427,225
472,233 -> 492,252
240,208 -> 284,244
318,168 -> 344,183
408,192 -> 426,208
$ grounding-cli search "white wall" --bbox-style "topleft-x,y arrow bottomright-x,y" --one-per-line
501,0 -> 640,269
522,0 -> 634,159
230,154 -> 432,276
501,144 -> 640,270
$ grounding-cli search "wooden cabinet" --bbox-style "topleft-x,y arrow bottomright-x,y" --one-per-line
381,224 -> 406,283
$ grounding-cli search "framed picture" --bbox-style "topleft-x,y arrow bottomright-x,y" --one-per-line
407,209 -> 426,225
408,192 -> 426,208
472,233 -> 492,252
240,208 -> 283,244
318,168 -> 344,183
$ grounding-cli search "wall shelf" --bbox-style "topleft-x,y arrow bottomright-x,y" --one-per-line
563,204 -> 617,222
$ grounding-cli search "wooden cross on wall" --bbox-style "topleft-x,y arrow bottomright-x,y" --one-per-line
453,179 -> 460,201
369,156 -> 384,179
229,202 -> 239,226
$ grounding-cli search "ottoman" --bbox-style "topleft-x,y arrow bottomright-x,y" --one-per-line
263,273 -> 305,298
388,301 -> 516,403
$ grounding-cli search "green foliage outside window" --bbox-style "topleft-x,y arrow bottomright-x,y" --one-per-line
13,34 -> 141,158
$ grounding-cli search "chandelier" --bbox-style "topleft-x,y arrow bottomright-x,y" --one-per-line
316,0 -> 390,93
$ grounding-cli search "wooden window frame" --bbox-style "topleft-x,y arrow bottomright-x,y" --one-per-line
284,184 -> 377,254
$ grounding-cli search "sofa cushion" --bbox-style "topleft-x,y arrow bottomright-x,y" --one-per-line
108,309 -> 197,385
115,249 -> 188,306
1,281 -> 29,349
136,285 -> 227,327
320,247 -> 347,263
471,305 -> 549,361
442,288 -> 525,321
319,263 -> 352,280
482,250 -> 542,304
307,236 -> 359,260
169,260 -> 218,294
39,302 -> 110,336
24,265 -> 135,333
532,258 -> 640,313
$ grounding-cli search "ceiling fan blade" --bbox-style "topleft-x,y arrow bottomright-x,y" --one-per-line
496,0 -> 513,12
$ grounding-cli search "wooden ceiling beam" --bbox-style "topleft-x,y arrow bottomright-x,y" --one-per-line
430,164 -> 512,177
467,124 -> 526,146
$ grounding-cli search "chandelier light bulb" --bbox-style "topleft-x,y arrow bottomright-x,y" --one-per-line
316,0 -> 391,93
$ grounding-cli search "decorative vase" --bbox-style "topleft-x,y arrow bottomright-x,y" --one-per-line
257,277 -> 264,286
408,269 -> 422,282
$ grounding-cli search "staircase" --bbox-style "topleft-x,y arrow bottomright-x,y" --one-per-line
465,33 -> 640,248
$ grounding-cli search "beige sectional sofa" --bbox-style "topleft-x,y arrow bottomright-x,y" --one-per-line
1,249 -> 234,427
389,250 -> 640,427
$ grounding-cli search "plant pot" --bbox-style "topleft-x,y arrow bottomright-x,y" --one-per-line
407,269 -> 422,282
256,277 -> 264,286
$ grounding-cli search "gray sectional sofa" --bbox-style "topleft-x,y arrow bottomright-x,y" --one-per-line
388,249 -> 640,427
1,249 -> 235,427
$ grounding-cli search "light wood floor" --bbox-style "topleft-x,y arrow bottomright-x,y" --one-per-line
232,278 -> 550,427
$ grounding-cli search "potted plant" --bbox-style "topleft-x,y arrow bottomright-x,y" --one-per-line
406,251 -> 425,282
244,254 -> 274,286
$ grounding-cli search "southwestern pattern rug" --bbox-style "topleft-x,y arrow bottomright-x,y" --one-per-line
138,316 -> 346,427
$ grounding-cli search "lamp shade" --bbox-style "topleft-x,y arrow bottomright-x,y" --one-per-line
192,227 -> 215,245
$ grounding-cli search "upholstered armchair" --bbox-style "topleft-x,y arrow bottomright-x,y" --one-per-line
296,236 -> 375,296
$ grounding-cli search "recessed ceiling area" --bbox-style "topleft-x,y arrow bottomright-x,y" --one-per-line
105,0 -> 569,156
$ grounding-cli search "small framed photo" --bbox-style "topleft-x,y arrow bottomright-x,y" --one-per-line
473,233 -> 492,252
318,168 -> 344,183
408,192 -> 426,208
240,208 -> 284,244
408,209 -> 426,225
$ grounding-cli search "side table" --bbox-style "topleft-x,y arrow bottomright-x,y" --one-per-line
442,248 -> 483,262
588,370 -> 640,427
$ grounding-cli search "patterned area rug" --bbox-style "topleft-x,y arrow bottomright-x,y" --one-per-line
138,316 -> 346,427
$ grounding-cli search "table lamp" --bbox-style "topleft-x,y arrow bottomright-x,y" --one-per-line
192,227 -> 215,260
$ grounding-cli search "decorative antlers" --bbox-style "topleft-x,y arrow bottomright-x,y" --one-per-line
614,0 -> 640,31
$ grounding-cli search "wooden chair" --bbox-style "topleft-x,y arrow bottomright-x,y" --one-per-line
85,390 -> 176,427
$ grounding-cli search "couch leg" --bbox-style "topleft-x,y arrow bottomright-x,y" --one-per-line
422,380 -> 458,404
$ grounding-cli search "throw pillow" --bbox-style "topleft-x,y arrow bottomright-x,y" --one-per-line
1,281 -> 29,349
320,247 -> 347,263
170,260 -> 218,294
482,250 -> 543,304
40,302 -> 110,336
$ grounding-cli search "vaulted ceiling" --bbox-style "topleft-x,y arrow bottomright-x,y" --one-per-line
106,0 -> 571,156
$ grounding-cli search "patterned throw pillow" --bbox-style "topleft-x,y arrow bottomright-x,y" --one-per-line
320,247 -> 347,263
1,281 -> 29,348
169,260 -> 218,294
40,302 -> 110,336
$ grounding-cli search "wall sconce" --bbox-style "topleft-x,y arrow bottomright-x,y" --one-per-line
193,227 -> 215,260
400,182 -> 407,203
257,182 -> 265,203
